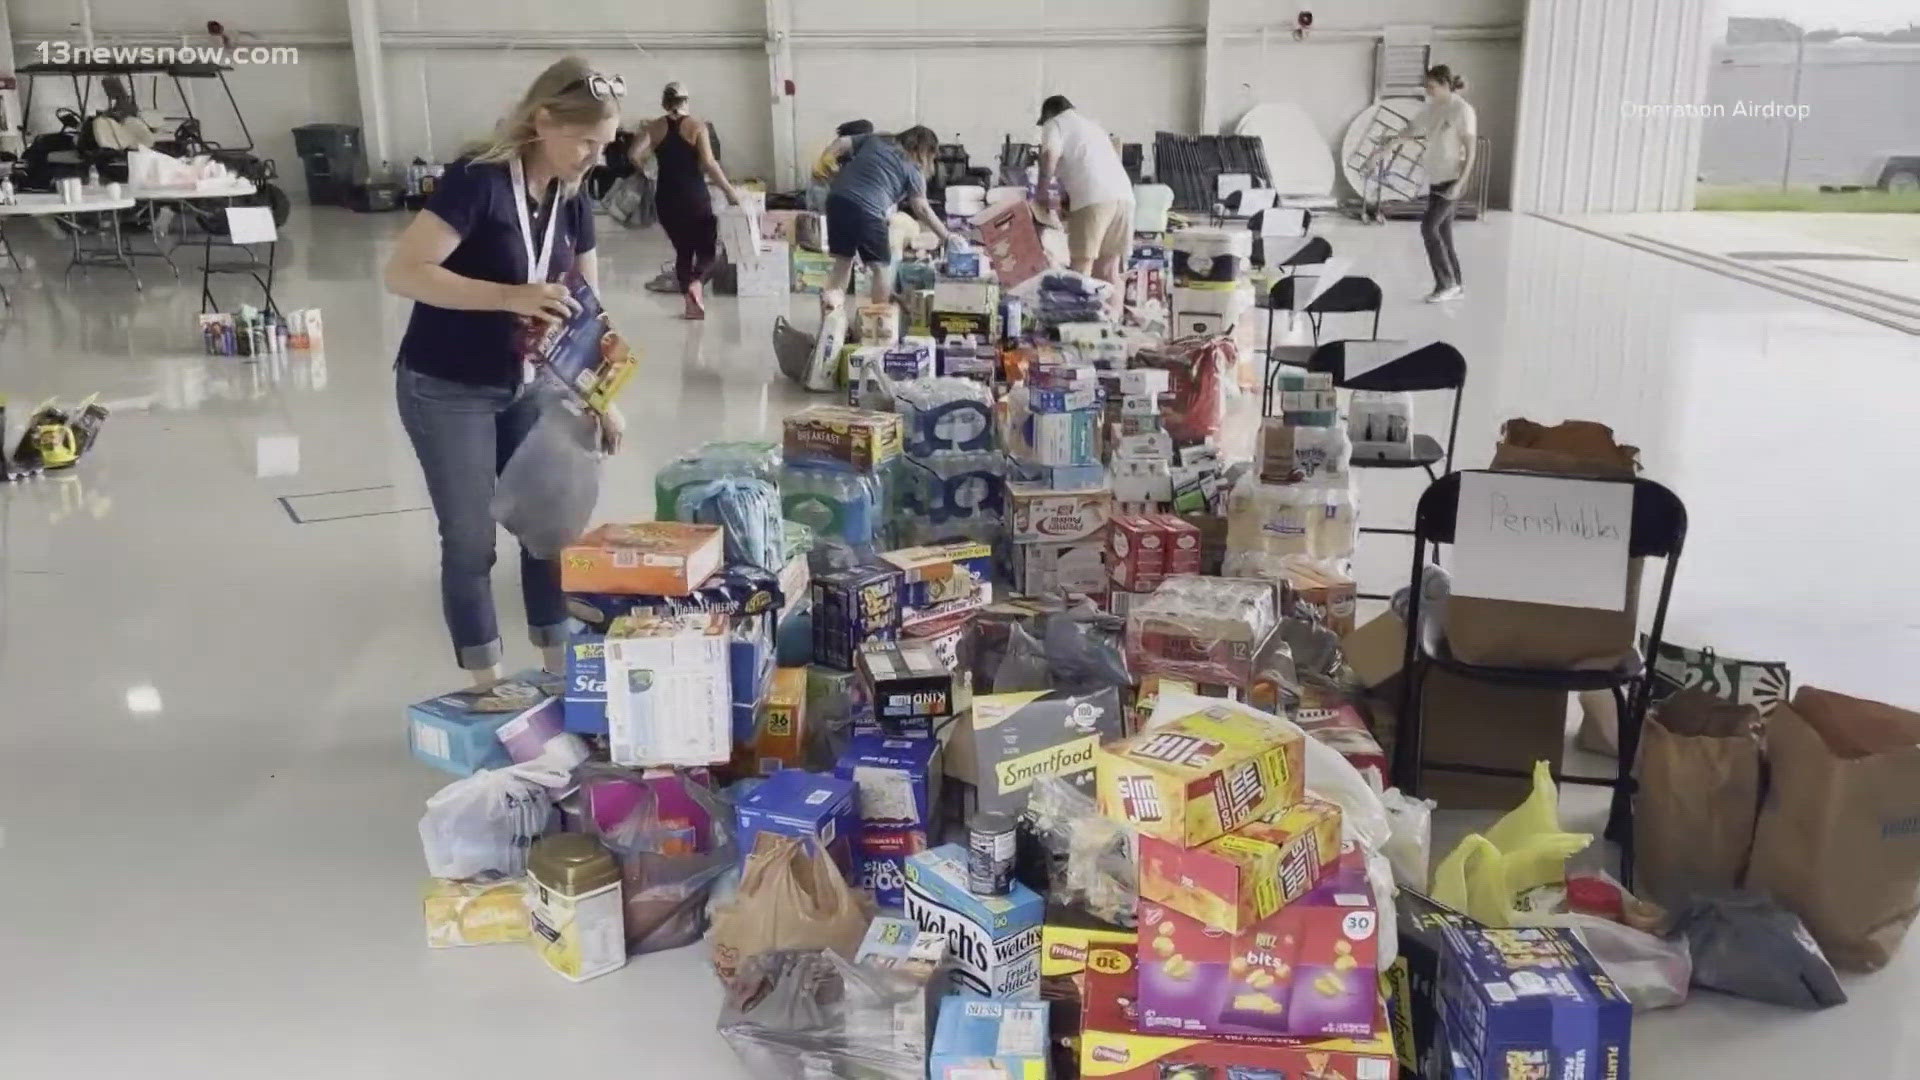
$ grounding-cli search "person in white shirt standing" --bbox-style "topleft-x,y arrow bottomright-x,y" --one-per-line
1394,66 -> 1477,303
1037,95 -> 1134,313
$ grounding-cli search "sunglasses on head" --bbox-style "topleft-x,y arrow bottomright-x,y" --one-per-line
565,73 -> 626,101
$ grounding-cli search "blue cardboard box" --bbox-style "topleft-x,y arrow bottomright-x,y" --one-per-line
835,735 -> 943,908
928,995 -> 1049,1080
1438,924 -> 1632,1080
735,769 -> 860,881
407,670 -> 554,776
563,628 -> 764,738
904,845 -> 1046,999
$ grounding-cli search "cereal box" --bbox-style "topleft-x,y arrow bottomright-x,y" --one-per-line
904,845 -> 1045,999
1136,846 -> 1382,1040
1079,942 -> 1399,1080
929,996 -> 1050,1080
734,769 -> 860,881
1095,703 -> 1307,846
783,404 -> 903,472
1438,923 -> 1632,1080
1137,796 -> 1343,933
559,523 -> 725,596
811,562 -> 903,671
1009,481 -> 1114,544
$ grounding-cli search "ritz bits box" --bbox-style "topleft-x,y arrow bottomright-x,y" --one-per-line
1079,942 -> 1399,1080
1138,796 -> 1343,934
560,523 -> 725,596
1137,846 -> 1383,1041
1096,704 -> 1306,847
783,404 -> 903,472
1009,481 -> 1114,544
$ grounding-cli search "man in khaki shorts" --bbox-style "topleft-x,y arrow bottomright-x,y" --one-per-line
1037,95 -> 1134,316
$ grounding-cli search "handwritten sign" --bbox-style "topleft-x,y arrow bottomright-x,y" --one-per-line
1450,472 -> 1632,611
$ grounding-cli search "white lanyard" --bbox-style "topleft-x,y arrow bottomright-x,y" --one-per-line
507,155 -> 559,285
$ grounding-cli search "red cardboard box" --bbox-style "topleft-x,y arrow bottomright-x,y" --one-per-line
1152,514 -> 1203,577
1108,515 -> 1168,592
1137,797 -> 1343,934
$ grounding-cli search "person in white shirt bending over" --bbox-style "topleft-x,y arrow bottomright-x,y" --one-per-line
1394,66 -> 1477,303
1036,95 -> 1134,314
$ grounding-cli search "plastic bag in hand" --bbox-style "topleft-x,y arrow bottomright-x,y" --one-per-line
418,754 -> 572,880
490,392 -> 602,559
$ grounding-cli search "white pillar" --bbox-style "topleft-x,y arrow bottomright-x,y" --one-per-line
1511,0 -> 1716,214
347,0 -> 390,168
765,0 -> 799,190
0,0 -> 18,154
1199,0 -> 1225,134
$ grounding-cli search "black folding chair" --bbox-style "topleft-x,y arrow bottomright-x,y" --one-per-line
1270,275 -> 1382,345
1391,472 -> 1688,879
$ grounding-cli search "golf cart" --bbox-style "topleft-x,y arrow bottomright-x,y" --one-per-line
15,60 -> 291,228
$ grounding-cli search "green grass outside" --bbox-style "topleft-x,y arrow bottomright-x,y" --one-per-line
1696,186 -> 1920,213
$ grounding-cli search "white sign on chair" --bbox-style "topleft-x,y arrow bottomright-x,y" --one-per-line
225,206 -> 277,245
1450,472 -> 1633,611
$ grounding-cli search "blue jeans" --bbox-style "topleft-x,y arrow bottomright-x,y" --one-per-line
395,365 -> 568,670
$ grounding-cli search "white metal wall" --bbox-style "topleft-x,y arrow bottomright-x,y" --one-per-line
1510,0 -> 1715,214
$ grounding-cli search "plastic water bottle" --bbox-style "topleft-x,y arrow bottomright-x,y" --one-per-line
654,441 -> 781,519
85,165 -> 100,190
780,463 -> 881,554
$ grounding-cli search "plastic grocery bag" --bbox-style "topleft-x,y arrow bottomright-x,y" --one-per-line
1548,914 -> 1692,1011
594,769 -> 737,956
710,834 -> 875,983
418,753 -> 573,880
1022,776 -> 1139,927
490,392 -> 603,559
1381,788 -> 1435,891
1432,762 -> 1593,927
719,948 -> 928,1079
1673,892 -> 1847,1009
804,308 -> 848,393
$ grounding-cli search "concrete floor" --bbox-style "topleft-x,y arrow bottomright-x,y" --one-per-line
0,207 -> 1916,1078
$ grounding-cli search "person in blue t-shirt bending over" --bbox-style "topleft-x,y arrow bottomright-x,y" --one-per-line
817,125 -> 960,315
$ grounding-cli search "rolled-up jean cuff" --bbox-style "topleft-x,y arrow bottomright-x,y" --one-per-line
528,622 -> 569,648
457,639 -> 504,671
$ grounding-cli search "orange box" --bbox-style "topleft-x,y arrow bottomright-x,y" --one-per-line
740,667 -> 809,775
1138,796 -> 1342,933
560,523 -> 725,596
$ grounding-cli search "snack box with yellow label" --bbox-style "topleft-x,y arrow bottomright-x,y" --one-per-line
783,403 -> 903,472
947,688 -> 1127,816
423,877 -> 532,948
1079,942 -> 1399,1080
1041,921 -> 1140,1080
1095,704 -> 1306,847
560,522 -> 726,596
1138,796 -> 1343,933
739,666 -> 809,775
1137,846 -> 1381,1040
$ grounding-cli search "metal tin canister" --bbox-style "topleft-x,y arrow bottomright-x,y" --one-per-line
527,834 -> 626,982
966,811 -> 1017,896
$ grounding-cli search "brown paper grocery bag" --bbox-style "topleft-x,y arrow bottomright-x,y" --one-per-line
1633,688 -> 1764,908
710,835 -> 874,982
1489,418 -> 1641,478
1746,687 -> 1920,972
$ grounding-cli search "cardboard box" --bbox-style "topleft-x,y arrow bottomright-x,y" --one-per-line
905,845 -> 1046,999
1096,703 -> 1306,846
853,917 -> 949,1061
407,671 -> 553,776
933,277 -> 1001,316
882,540 -> 995,629
1041,921 -> 1141,1080
1079,942 -> 1399,1080
1295,690 -> 1389,792
1386,891 -> 1476,1080
601,612 -> 732,767
1137,797 -> 1343,933
783,404 -> 903,472
1107,514 -> 1168,592
1009,482 -> 1114,544
1438,923 -> 1632,1080
947,688 -> 1127,815
791,247 -> 835,293
811,562 -> 904,671
929,996 -> 1051,1080
1151,514 -> 1202,576
1137,848 -> 1381,1040
734,239 -> 789,298
735,769 -> 859,880
559,523 -> 725,596
739,666 -> 809,775
1445,561 -> 1644,671
579,766 -> 716,848
970,199 -> 1052,290
1015,538 -> 1108,600
836,735 -> 943,834
856,639 -> 955,735
852,826 -> 934,909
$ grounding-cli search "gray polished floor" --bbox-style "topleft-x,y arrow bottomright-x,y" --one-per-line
0,206 -> 1914,1078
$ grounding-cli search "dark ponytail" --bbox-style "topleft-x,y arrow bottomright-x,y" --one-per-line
1427,65 -> 1466,92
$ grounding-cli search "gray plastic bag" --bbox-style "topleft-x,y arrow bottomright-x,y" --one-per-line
1674,892 -> 1847,1009
491,392 -> 603,559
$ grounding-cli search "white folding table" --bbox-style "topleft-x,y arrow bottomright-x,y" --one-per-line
0,192 -> 141,294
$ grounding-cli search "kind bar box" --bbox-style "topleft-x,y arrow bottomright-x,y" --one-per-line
929,996 -> 1050,1080
1136,847 -> 1382,1040
1079,942 -> 1399,1080
1107,514 -> 1168,592
1138,796 -> 1343,933
857,639 -> 954,736
812,562 -> 903,671
739,666 -> 809,775
1009,482 -> 1113,544
905,845 -> 1045,999
1439,923 -> 1632,1080
783,404 -> 903,472
883,540 -> 995,629
947,688 -> 1127,815
1096,704 -> 1306,847
560,523 -> 725,596
408,671 -> 555,776
735,769 -> 860,881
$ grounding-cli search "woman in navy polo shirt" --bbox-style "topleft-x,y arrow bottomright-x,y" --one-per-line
384,57 -> 622,688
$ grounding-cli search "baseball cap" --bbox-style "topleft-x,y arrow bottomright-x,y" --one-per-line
1038,95 -> 1073,125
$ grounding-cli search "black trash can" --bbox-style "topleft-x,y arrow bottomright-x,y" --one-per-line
291,123 -> 366,207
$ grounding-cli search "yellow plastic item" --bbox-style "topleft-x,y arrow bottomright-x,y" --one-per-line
32,422 -> 78,469
1431,761 -> 1592,927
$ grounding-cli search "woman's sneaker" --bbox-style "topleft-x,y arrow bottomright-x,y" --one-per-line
1426,284 -> 1463,302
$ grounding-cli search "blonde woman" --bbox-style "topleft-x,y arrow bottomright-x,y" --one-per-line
384,56 -> 622,687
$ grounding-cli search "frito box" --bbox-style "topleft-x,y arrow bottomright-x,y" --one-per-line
1041,919 -> 1140,1080
1080,942 -> 1399,1080
1137,796 -> 1343,934
1095,703 -> 1306,847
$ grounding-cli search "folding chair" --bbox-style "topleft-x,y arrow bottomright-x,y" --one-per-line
1271,274 -> 1382,344
1390,471 -> 1688,879
1262,238 -> 1333,362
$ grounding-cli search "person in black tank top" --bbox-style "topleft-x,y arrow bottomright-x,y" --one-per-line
631,81 -> 741,319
